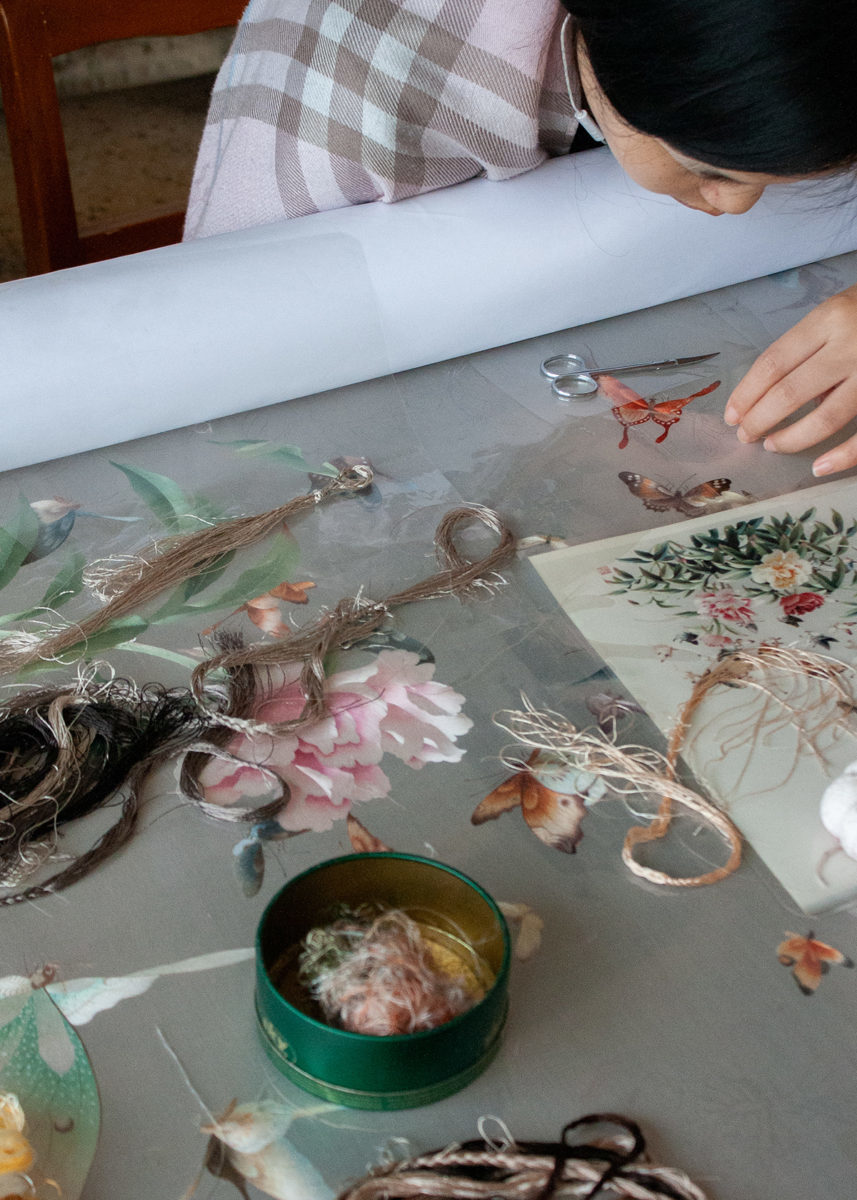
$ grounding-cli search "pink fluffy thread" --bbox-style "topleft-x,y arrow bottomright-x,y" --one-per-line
298,909 -> 477,1036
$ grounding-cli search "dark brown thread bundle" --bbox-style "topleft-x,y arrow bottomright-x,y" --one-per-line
0,468 -> 371,903
336,1114 -> 708,1200
0,677 -> 286,907
0,465 -> 372,679
0,501 -> 516,904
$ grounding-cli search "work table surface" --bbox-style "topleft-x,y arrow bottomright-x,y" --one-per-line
2,250 -> 857,1200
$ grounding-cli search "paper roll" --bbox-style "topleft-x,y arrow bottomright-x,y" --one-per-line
2,148 -> 856,471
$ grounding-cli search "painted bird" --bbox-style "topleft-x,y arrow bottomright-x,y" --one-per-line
23,497 -> 140,562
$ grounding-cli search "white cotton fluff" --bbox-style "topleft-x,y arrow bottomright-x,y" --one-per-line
820,760 -> 857,860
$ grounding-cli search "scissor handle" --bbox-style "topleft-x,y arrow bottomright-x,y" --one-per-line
552,373 -> 599,398
540,353 -> 587,380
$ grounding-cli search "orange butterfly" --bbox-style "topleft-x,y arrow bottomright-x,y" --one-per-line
598,374 -> 721,449
471,750 -> 589,853
618,471 -> 734,516
777,931 -> 854,995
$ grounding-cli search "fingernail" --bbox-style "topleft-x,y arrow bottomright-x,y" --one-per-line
763,437 -> 776,452
813,456 -> 836,477
736,427 -> 751,443
723,406 -> 738,426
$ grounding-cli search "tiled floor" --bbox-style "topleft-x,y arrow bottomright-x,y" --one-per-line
0,73 -> 215,282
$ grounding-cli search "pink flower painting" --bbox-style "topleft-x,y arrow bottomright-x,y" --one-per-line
694,587 -> 756,627
700,633 -> 734,648
199,650 -> 472,831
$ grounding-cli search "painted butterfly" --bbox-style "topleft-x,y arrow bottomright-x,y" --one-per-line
618,471 -> 734,516
597,374 -> 721,449
777,931 -> 854,995
472,749 -> 605,854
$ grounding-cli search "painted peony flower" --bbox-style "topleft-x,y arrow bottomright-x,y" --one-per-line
780,591 -> 825,617
750,549 -> 812,592
198,650 -> 472,831
695,587 -> 755,626
700,633 -> 734,648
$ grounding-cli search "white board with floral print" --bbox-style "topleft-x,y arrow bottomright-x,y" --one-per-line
532,479 -> 857,913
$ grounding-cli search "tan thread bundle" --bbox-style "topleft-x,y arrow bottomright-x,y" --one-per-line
0,491 -> 517,905
496,644 -> 857,888
337,1114 -> 708,1200
187,504 -> 516,734
0,465 -> 373,678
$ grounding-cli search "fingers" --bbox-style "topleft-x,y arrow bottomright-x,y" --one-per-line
732,354 -> 844,443
812,428 -> 857,477
724,319 -> 826,428
723,285 -> 857,472
759,378 -> 857,453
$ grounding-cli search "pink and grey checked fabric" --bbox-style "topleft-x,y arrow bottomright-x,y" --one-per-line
185,0 -> 578,238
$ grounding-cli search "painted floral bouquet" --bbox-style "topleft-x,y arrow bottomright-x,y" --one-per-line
606,506 -> 857,650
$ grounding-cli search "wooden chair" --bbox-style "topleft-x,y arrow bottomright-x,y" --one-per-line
0,0 -> 244,275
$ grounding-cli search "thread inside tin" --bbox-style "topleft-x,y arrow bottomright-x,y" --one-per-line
270,905 -> 494,1034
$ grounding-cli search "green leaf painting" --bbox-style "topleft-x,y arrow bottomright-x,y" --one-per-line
15,615 -> 151,677
147,529 -> 300,623
38,552 -> 87,611
210,438 -> 338,476
186,530 -> 300,612
0,990 -> 99,1200
110,461 -> 221,533
179,550 -> 236,604
1,460 -> 315,678
0,495 -> 39,591
0,552 -> 87,628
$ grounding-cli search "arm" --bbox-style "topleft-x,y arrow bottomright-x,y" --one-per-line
724,283 -> 857,476
184,0 -> 573,241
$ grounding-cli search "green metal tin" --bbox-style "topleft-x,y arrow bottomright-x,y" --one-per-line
255,852 -> 510,1110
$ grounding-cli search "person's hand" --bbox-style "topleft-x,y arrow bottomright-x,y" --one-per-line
724,282 -> 857,476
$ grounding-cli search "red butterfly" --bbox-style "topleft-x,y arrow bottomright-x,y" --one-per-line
618,471 -> 734,516
598,374 -> 721,449
777,931 -> 854,995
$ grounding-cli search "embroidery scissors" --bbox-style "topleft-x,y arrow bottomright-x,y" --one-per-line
539,351 -> 720,398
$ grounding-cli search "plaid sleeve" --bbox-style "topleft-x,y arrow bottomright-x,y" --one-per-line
185,0 -> 576,239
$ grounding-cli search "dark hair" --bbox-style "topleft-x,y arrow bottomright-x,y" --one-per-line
562,0 -> 857,174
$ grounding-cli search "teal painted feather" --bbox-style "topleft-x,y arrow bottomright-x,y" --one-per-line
0,990 -> 99,1199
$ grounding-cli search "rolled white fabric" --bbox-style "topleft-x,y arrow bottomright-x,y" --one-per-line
2,148 -> 855,471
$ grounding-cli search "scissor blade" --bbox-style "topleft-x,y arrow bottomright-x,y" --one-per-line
589,352 -> 719,377
673,352 -> 720,367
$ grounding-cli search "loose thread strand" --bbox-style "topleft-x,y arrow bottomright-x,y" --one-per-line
0,786 -> 138,907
